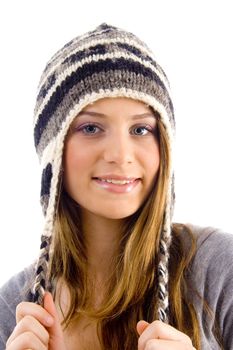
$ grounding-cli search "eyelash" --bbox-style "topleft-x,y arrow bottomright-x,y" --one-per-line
75,123 -> 155,136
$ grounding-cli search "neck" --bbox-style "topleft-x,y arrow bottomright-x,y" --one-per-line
81,210 -> 124,281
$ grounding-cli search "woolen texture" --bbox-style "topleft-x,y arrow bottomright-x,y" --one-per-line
32,23 -> 175,322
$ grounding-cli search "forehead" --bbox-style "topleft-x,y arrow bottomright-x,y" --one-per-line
82,97 -> 153,113
68,97 -> 159,131
78,97 -> 156,118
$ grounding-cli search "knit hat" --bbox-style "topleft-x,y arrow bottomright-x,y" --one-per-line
32,23 -> 175,323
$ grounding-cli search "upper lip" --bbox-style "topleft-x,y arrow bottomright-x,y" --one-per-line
93,175 -> 140,181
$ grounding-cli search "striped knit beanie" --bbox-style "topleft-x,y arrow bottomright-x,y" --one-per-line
32,23 -> 175,323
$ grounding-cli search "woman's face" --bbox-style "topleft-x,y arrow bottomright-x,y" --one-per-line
63,97 -> 160,220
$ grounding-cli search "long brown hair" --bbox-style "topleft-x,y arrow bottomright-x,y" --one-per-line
49,119 -> 201,349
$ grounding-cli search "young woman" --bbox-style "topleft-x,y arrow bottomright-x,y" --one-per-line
0,23 -> 232,350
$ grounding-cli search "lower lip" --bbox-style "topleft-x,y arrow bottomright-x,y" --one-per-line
93,179 -> 140,193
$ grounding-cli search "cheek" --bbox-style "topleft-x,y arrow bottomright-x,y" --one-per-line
143,142 -> 160,177
63,141 -> 92,193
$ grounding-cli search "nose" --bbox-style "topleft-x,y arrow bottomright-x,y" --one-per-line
103,132 -> 133,165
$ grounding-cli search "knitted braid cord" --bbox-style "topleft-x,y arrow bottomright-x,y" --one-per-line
32,23 -> 175,322
32,235 -> 51,305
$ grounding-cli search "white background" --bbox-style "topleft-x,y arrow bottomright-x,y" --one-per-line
0,0 -> 232,286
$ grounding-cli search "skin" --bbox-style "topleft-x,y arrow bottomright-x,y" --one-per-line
6,98 -> 195,349
63,97 -> 160,220
63,97 -> 160,280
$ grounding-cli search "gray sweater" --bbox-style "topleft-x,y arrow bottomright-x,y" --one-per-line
0,226 -> 233,349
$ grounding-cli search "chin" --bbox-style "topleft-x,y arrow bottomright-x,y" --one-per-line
98,207 -> 139,220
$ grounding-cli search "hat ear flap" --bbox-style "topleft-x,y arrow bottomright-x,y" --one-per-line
40,163 -> 53,215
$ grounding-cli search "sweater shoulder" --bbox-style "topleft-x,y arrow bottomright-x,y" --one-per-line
182,224 -> 233,349
188,224 -> 233,268
0,264 -> 35,347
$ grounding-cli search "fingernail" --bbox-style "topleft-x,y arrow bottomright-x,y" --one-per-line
45,315 -> 54,326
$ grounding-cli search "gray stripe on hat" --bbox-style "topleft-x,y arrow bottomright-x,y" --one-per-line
36,31 -> 164,102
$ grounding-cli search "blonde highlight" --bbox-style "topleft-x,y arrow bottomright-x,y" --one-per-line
49,118 -> 201,349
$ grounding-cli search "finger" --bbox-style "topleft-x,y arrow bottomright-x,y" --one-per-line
138,321 -> 192,350
6,315 -> 49,347
137,320 -> 150,336
16,301 -> 54,327
6,331 -> 47,350
143,339 -> 195,350
43,292 -> 65,343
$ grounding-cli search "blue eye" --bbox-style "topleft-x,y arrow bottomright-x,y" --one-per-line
76,123 -> 101,134
132,126 -> 152,136
83,124 -> 99,134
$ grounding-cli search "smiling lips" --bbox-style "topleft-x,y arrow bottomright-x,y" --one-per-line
92,176 -> 141,193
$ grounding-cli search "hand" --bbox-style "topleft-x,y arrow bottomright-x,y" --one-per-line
137,320 -> 196,350
6,292 -> 67,350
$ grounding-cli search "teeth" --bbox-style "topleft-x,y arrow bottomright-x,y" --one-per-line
99,178 -> 132,185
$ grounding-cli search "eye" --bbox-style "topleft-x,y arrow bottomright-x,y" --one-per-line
83,124 -> 99,134
75,123 -> 102,134
131,125 -> 152,136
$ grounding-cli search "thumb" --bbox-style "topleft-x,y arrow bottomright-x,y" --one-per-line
137,320 -> 150,336
43,292 -> 66,349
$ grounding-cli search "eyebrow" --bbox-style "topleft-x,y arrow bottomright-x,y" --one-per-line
78,111 -> 156,119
